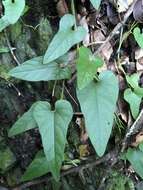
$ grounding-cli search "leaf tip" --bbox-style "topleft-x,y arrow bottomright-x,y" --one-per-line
96,148 -> 105,157
8,128 -> 15,138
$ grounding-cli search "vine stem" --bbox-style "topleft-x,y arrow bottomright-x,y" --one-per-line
61,80 -> 65,99
71,0 -> 77,29
11,149 -> 118,190
52,80 -> 57,97
71,0 -> 79,51
4,30 -> 20,66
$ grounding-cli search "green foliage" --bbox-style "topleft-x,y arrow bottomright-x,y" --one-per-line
139,142 -> 143,152
9,100 -> 73,181
90,0 -> 101,9
126,74 -> 143,96
8,11 -> 119,181
0,47 -> 9,53
21,151 -> 49,181
126,147 -> 143,179
77,71 -> 119,156
0,147 -> 16,173
38,17 -> 53,54
124,74 -> 143,119
43,14 -> 87,64
133,27 -> 143,48
124,88 -> 141,119
9,56 -> 71,81
33,100 -> 73,180
8,103 -> 37,137
0,0 -> 25,32
77,46 -> 103,90
0,64 -> 10,80
106,171 -> 134,190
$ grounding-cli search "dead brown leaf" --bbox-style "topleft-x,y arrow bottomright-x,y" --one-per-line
133,0 -> 143,22
92,30 -> 113,61
56,0 -> 69,17
131,132 -> 143,147
79,144 -> 90,158
135,48 -> 143,71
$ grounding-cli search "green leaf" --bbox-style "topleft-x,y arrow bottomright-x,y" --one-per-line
126,73 -> 143,96
9,56 -> 71,81
0,148 -> 16,173
90,0 -> 101,9
77,46 -> 103,90
126,148 -> 143,179
21,151 -> 49,182
126,74 -> 139,89
33,100 -> 73,180
133,27 -> 143,48
124,88 -> 141,119
43,14 -> 86,64
0,0 -> 25,32
0,47 -> 10,53
8,103 -> 37,137
77,71 -> 119,156
0,17 -> 10,32
139,143 -> 143,152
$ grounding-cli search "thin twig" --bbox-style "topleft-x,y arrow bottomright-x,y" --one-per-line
122,109 -> 143,151
4,30 -> 20,66
71,0 -> 76,30
64,85 -> 78,106
61,80 -> 65,99
11,150 -> 118,190
94,0 -> 138,56
87,41 -> 105,46
52,80 -> 57,97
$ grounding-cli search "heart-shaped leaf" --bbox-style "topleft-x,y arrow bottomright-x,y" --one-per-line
0,0 -> 25,32
77,71 -> 118,156
126,73 -> 143,96
43,14 -> 86,64
133,27 -> 143,48
124,88 -> 141,119
33,100 -> 73,180
77,46 -> 103,90
90,0 -> 101,9
21,150 -> 49,182
8,103 -> 37,137
9,56 -> 71,81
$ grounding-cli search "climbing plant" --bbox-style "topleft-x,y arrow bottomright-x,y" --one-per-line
2,0 -> 119,182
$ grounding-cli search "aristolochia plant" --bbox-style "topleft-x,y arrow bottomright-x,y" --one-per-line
7,6 -> 118,182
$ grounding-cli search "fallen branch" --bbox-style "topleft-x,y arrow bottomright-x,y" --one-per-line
11,149 -> 118,190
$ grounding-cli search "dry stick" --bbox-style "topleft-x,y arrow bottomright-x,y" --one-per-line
64,85 -> 78,106
4,30 -> 20,66
122,109 -> 143,151
11,150 -> 118,190
94,0 -> 138,56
